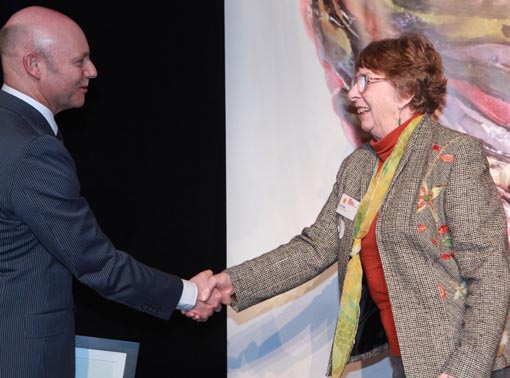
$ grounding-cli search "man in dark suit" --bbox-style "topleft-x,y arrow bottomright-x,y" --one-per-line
0,6 -> 230,377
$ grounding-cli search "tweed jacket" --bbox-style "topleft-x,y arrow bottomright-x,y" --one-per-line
226,115 -> 510,378
0,90 -> 184,378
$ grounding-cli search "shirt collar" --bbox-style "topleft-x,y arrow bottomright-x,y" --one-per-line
1,84 -> 59,136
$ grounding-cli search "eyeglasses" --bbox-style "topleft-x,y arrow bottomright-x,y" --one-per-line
351,74 -> 390,93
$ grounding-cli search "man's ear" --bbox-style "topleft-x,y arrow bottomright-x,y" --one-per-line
23,52 -> 41,79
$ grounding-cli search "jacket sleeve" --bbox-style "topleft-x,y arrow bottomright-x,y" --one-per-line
442,136 -> 510,377
226,161 -> 347,312
11,134 -> 183,319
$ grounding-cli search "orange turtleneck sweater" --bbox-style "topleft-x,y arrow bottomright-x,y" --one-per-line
360,114 -> 421,357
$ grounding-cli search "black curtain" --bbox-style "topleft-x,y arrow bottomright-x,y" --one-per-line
0,2 -> 227,377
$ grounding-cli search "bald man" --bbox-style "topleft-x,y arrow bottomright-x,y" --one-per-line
0,6 -> 229,377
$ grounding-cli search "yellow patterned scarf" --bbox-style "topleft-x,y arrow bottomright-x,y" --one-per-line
331,115 -> 423,377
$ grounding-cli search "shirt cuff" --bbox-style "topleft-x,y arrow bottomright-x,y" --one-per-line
176,279 -> 198,311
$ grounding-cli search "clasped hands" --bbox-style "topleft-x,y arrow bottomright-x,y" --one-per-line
183,270 -> 234,321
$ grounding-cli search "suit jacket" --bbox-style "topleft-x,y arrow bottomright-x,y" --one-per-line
0,91 -> 183,378
226,115 -> 510,378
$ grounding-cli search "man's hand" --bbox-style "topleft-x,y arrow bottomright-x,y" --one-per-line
182,270 -> 235,321
184,270 -> 220,321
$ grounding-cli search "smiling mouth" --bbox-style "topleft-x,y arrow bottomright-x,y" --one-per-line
356,107 -> 370,114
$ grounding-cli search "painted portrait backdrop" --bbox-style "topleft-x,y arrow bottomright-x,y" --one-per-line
226,1 -> 510,377
304,0 -> 510,239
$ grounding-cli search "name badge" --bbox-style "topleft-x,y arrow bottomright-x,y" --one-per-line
336,194 -> 360,221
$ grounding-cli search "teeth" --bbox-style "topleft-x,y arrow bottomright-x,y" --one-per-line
357,107 -> 370,114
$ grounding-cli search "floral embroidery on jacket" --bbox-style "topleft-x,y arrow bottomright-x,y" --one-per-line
417,140 -> 467,301
438,284 -> 446,300
417,184 -> 445,214
416,143 -> 457,254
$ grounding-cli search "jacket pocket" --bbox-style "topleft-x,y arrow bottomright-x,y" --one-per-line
24,308 -> 73,339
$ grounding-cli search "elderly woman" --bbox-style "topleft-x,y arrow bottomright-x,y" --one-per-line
336,32 -> 510,378
189,33 -> 510,378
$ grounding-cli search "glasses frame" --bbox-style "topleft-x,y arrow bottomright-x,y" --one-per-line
351,74 -> 390,93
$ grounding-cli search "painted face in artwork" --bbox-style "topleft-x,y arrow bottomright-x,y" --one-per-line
300,0 -> 510,235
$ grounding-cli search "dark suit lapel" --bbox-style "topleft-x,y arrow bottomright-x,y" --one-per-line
0,90 -> 55,138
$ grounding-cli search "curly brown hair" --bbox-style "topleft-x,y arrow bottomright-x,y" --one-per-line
355,32 -> 447,114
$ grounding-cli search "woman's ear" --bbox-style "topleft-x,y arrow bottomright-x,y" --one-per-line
398,92 -> 414,110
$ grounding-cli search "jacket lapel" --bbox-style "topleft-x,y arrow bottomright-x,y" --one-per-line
0,91 -> 55,137
390,115 -> 433,185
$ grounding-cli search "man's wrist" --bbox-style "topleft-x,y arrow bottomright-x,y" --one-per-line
176,279 -> 198,311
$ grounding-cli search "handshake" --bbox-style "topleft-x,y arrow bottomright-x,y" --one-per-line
183,270 -> 235,321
